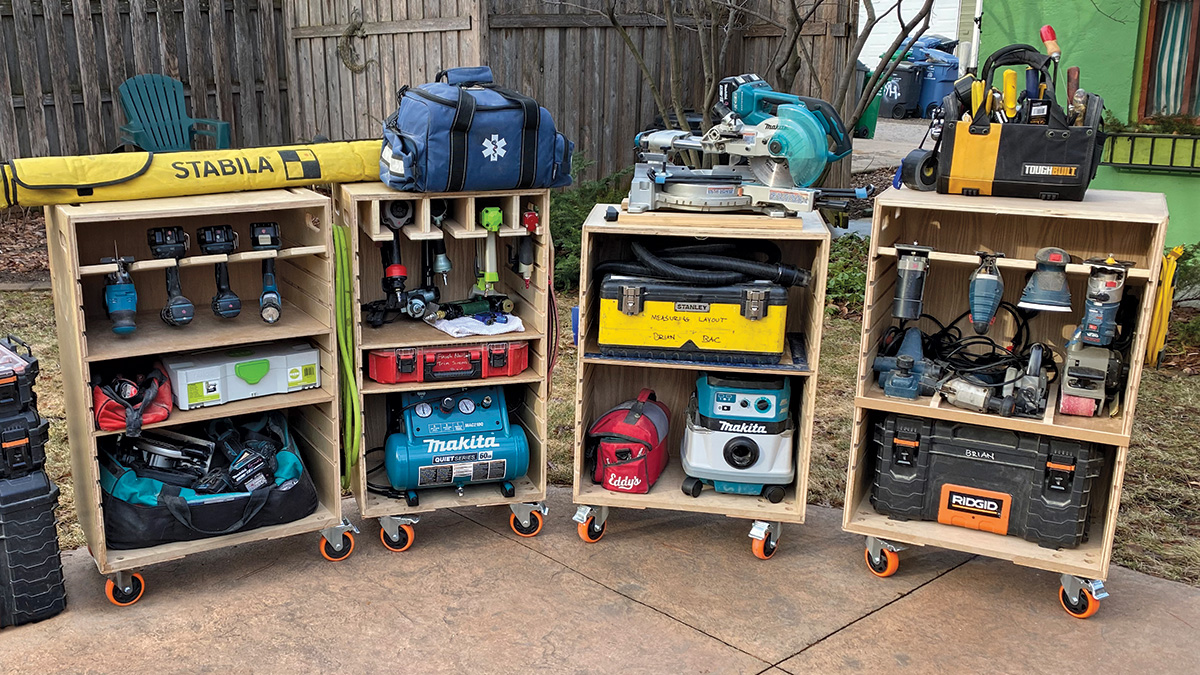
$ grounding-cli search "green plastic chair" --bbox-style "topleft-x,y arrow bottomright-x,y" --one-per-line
117,74 -> 232,152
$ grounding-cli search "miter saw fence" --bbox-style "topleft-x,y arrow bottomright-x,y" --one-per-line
628,74 -> 871,217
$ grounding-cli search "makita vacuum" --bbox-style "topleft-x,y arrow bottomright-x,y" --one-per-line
680,374 -> 795,502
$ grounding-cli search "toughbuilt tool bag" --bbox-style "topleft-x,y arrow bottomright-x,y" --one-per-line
585,389 -> 670,494
380,66 -> 573,192
0,470 -> 67,628
99,413 -> 318,549
870,414 -> 1104,549
934,44 -> 1105,200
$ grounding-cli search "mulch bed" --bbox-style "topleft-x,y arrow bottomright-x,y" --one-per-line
0,207 -> 48,283
847,167 -> 896,220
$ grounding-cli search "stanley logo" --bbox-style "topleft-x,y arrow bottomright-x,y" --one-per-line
675,302 -> 710,313
1022,163 -> 1078,177
946,491 -> 1003,518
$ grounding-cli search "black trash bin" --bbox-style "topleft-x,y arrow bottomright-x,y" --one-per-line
881,62 -> 921,119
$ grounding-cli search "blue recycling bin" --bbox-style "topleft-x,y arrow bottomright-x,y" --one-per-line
916,52 -> 960,118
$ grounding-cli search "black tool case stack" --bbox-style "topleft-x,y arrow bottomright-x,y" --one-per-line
0,336 -> 66,627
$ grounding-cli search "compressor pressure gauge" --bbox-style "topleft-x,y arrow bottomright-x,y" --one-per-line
458,398 -> 476,415
414,402 -> 433,418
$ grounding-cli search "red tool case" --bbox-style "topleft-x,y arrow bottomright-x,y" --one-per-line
368,342 -> 530,384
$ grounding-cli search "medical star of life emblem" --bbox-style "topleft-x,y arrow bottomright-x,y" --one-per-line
482,134 -> 507,161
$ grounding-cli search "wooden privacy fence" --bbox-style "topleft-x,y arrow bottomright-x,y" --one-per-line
2,0 -> 853,183
0,0 -> 291,159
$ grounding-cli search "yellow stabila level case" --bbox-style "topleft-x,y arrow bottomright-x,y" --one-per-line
597,276 -> 788,364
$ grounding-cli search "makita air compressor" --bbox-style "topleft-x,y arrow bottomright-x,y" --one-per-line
680,374 -> 795,502
378,385 -> 529,506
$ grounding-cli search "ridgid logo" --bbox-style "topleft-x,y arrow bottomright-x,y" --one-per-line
1022,163 -> 1078,177
947,491 -> 1003,518
607,475 -> 642,490
424,435 -> 500,453
719,420 -> 767,434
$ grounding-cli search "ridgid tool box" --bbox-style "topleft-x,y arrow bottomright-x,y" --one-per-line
871,414 -> 1103,549
0,470 -> 67,627
597,276 -> 789,364
367,342 -> 529,385
0,336 -> 38,417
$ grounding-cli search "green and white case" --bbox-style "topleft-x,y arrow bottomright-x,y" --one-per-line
162,341 -> 320,411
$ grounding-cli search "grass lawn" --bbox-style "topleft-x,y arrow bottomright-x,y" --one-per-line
5,288 -> 1198,585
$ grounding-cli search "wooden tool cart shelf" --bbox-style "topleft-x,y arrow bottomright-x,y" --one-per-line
844,188 -> 1168,618
334,183 -> 553,548
46,189 -> 351,605
572,204 -> 830,559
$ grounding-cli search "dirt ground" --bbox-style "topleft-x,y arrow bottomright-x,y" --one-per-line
0,207 -> 49,284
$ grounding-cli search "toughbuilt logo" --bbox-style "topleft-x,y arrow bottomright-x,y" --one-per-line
425,435 -> 500,454
946,491 -> 1003,518
1022,163 -> 1078,177
171,149 -> 322,181
718,420 -> 767,434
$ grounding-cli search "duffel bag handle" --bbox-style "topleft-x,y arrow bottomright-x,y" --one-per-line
159,485 -> 271,536
437,66 -> 494,85
625,388 -> 656,424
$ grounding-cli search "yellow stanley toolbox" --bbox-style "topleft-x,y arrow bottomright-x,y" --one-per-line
597,275 -> 788,364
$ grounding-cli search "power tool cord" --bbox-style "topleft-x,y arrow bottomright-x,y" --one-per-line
333,224 -> 362,488
878,301 -> 1058,388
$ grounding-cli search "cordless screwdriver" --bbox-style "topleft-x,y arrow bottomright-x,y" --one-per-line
146,226 -> 194,326
197,225 -> 241,319
249,222 -> 283,324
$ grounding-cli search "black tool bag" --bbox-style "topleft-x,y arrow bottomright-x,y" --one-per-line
936,44 -> 1105,201
99,413 -> 318,549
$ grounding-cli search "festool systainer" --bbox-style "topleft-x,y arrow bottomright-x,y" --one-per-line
161,341 -> 320,410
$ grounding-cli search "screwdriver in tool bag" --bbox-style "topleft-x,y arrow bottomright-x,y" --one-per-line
1003,69 -> 1018,122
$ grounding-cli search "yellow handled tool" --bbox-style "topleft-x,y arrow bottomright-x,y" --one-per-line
971,80 -> 986,118
1003,69 -> 1018,120
1145,245 -> 1186,366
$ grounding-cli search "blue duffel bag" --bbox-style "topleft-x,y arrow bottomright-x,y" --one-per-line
380,66 -> 573,192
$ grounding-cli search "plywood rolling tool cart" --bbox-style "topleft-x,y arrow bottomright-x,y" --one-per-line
46,190 -> 351,606
335,183 -> 553,551
571,204 -> 830,559
844,188 -> 1168,618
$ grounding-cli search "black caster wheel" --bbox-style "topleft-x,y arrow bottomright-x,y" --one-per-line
500,481 -> 516,498
681,476 -> 703,498
577,517 -> 606,543
762,485 -> 785,504
404,490 -> 419,507
105,573 -> 146,607
510,511 -> 544,537
380,525 -> 415,552
320,532 -> 355,562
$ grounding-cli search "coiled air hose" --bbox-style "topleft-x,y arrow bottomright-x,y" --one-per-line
593,241 -> 811,287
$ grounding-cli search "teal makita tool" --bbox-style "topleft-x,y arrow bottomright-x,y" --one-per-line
250,222 -> 283,324
101,245 -> 137,335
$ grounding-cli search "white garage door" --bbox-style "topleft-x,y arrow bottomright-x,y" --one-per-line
857,0 -> 965,70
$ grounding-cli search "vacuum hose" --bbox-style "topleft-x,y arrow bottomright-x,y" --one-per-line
593,241 -> 811,288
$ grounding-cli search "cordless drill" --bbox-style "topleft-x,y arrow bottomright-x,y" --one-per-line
197,225 -> 241,319
147,227 -> 194,327
101,251 -> 138,335
250,222 -> 283,324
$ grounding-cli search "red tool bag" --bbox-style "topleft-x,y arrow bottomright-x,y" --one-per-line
586,389 -> 670,494
93,363 -> 173,436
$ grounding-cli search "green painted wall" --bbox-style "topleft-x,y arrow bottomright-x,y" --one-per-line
1092,167 -> 1200,246
980,0 -> 1143,119
981,1 -> 1198,247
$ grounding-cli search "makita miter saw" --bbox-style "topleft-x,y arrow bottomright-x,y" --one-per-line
628,74 -> 871,217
